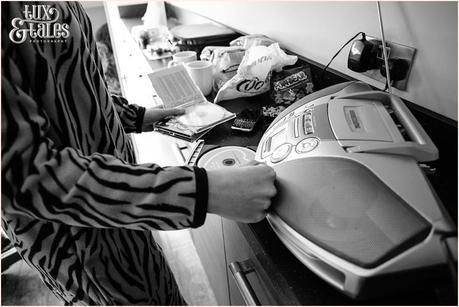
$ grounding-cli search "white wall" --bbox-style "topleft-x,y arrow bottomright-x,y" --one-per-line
169,1 -> 458,120
81,1 -> 107,33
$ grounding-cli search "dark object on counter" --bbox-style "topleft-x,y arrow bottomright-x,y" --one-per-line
170,23 -> 240,55
231,108 -> 263,133
118,3 -> 148,18
263,65 -> 314,125
270,64 -> 314,106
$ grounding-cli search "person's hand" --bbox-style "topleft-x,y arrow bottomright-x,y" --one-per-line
206,161 -> 277,223
142,107 -> 186,131
144,107 -> 185,124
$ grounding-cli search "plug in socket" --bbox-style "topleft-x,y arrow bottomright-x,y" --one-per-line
358,35 -> 416,91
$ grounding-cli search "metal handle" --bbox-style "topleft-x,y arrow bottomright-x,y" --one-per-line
229,260 -> 261,306
389,94 -> 435,146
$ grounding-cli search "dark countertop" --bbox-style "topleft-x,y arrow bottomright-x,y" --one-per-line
242,221 -> 455,305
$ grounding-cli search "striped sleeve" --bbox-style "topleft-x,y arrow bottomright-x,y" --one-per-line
111,95 -> 146,133
1,58 -> 208,231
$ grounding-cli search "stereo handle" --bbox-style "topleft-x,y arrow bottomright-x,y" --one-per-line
389,94 -> 436,148
229,260 -> 261,306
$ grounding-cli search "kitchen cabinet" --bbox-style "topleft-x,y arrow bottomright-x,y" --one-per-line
190,217 -> 300,306
223,218 -> 277,305
189,214 -> 229,305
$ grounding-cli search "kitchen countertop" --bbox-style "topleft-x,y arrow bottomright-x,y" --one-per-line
240,221 -> 455,305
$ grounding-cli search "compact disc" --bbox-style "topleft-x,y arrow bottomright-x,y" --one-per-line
177,104 -> 225,127
197,146 -> 255,170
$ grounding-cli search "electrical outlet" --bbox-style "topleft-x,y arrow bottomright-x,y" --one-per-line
359,35 -> 416,91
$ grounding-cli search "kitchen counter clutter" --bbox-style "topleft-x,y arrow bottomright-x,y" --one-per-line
105,2 -> 457,305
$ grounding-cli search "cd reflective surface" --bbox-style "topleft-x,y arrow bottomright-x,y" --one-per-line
177,104 -> 225,127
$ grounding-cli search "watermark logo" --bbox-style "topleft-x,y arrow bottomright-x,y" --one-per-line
9,4 -> 70,44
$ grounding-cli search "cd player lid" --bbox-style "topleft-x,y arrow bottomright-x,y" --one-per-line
271,157 -> 431,269
328,98 -> 403,143
328,89 -> 438,162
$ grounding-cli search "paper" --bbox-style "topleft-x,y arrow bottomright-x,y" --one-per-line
148,64 -> 203,108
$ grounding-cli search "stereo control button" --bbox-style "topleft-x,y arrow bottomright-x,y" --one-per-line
303,114 -> 314,134
296,137 -> 320,154
271,143 -> 292,163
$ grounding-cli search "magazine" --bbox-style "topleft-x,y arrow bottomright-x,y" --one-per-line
148,64 -> 235,141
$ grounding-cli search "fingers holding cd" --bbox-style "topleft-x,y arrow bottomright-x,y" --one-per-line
144,107 -> 186,124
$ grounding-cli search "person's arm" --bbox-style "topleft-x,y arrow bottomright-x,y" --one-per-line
2,64 -> 275,230
110,95 -> 146,133
110,96 -> 186,133
2,1 -> 276,232
1,59 -> 207,231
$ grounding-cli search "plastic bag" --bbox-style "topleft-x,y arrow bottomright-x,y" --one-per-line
200,46 -> 246,92
200,46 -> 223,61
214,43 -> 297,103
230,34 -> 276,49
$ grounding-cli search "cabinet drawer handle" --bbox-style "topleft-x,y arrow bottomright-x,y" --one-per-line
229,260 -> 261,306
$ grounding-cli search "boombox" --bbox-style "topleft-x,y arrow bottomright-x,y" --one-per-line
255,81 -> 456,299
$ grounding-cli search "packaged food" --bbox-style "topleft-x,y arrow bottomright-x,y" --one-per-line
270,65 -> 314,105
230,34 -> 276,49
214,43 -> 297,103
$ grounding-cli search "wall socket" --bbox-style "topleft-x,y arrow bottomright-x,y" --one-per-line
360,35 -> 416,91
